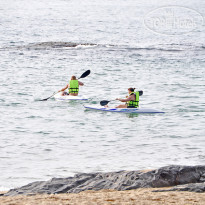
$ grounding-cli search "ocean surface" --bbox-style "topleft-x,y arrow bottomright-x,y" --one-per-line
0,0 -> 205,191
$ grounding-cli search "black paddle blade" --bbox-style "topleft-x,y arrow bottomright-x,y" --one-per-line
100,100 -> 110,106
79,70 -> 91,79
139,90 -> 143,96
39,98 -> 49,101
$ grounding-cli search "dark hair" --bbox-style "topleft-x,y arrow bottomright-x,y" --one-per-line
128,88 -> 135,92
71,76 -> 77,80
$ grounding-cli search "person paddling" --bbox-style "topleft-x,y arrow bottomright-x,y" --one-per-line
58,76 -> 84,96
115,88 -> 139,108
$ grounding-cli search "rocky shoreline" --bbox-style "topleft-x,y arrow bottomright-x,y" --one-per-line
3,165 -> 205,197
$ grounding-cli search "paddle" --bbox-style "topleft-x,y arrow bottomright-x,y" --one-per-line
39,70 -> 91,101
78,69 -> 91,79
100,90 -> 143,106
39,92 -> 58,101
100,100 -> 115,106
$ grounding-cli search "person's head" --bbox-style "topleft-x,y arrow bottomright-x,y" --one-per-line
71,76 -> 77,80
128,87 -> 135,94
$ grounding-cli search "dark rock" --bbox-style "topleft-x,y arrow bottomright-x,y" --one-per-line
4,165 -> 205,196
153,182 -> 205,193
17,42 -> 98,50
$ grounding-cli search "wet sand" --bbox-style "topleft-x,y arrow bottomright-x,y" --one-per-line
1,188 -> 205,205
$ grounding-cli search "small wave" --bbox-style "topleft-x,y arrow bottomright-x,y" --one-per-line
120,43 -> 205,52
126,47 -> 184,52
0,186 -> 10,192
75,44 -> 98,49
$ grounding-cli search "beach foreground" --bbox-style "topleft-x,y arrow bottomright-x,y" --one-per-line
1,188 -> 205,205
2,165 -> 205,204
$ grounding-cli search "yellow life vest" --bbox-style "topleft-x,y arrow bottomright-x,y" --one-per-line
69,80 -> 79,94
127,92 -> 139,107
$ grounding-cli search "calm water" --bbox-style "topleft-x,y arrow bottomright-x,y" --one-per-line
0,0 -> 205,191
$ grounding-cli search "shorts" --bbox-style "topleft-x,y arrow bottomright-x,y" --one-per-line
62,92 -> 69,95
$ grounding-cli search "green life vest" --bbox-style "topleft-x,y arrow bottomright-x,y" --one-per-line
127,91 -> 139,107
69,80 -> 79,94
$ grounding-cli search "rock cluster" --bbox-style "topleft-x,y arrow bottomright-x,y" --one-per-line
153,182 -> 205,193
4,165 -> 205,196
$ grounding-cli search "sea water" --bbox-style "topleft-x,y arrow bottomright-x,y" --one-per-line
0,0 -> 205,190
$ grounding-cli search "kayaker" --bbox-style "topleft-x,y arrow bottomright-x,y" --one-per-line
115,88 -> 139,108
58,76 -> 84,96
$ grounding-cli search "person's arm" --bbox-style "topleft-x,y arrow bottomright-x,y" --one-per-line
116,95 -> 134,102
58,84 -> 68,92
78,81 -> 84,86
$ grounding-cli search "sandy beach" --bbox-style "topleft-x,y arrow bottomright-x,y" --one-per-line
1,188 -> 205,205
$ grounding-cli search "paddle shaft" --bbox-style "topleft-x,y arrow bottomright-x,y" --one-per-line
39,92 -> 58,101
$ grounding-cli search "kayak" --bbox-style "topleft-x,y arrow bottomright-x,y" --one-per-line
84,105 -> 165,113
54,92 -> 88,101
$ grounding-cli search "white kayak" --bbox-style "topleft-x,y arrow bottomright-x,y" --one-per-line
84,105 -> 165,113
54,92 -> 88,101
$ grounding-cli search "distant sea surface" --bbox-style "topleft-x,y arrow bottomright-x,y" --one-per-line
0,0 -> 205,191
